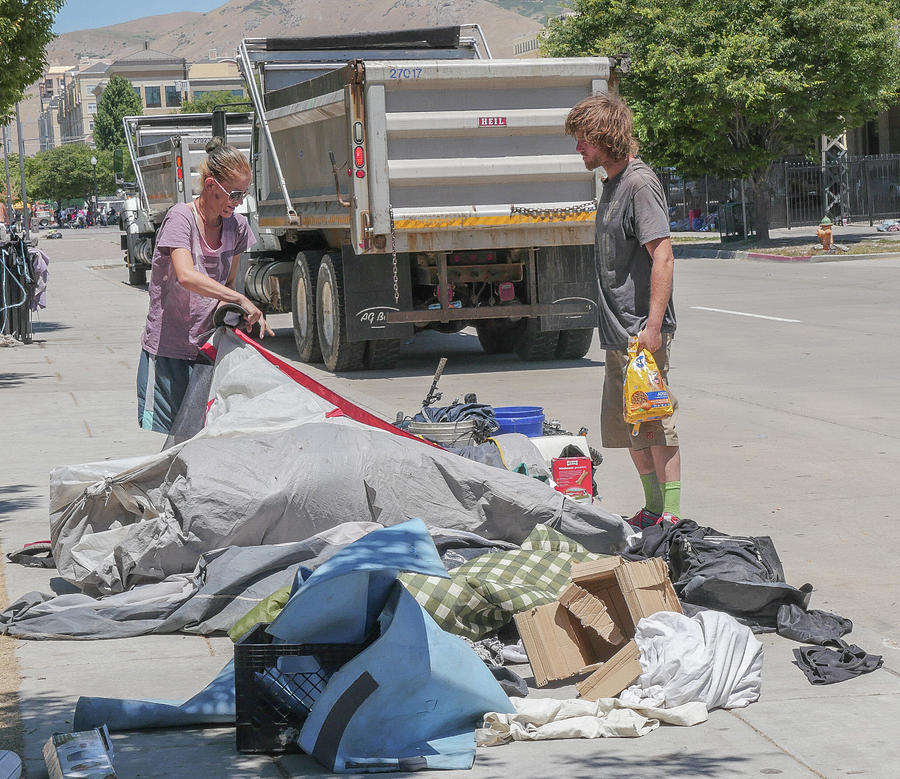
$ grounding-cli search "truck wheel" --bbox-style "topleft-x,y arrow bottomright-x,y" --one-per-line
365,339 -> 402,369
514,318 -> 559,361
292,251 -> 322,363
555,328 -> 594,359
128,264 -> 147,286
316,253 -> 366,372
475,320 -> 517,354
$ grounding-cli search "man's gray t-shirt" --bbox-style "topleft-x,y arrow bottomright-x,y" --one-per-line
594,159 -> 676,351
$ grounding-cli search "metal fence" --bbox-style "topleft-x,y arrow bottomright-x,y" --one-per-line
655,154 -> 900,232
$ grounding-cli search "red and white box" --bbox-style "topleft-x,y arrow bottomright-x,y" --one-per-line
552,457 -> 593,502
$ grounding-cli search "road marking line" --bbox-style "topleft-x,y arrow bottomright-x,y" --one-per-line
691,306 -> 800,323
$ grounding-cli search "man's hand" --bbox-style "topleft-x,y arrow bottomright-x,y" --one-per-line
637,326 -> 662,355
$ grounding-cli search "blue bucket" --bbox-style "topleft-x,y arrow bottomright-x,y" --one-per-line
493,406 -> 544,437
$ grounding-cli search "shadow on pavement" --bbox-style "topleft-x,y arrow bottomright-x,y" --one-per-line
31,321 -> 72,334
258,328 -> 601,383
0,485 -> 40,515
0,373 -> 48,389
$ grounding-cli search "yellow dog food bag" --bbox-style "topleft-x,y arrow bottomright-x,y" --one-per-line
623,337 -> 674,436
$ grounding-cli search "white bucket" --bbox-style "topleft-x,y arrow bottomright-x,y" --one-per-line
407,419 -> 478,446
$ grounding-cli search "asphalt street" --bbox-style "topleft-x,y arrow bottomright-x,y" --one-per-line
1,227 -> 898,777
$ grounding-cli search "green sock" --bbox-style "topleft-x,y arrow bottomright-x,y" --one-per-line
640,472 -> 663,515
661,481 -> 681,517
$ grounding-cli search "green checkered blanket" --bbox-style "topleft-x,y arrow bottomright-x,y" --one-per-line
400,524 -> 602,640
229,524 -> 602,643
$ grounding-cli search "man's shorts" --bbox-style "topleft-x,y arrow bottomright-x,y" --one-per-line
601,333 -> 679,450
136,349 -> 195,434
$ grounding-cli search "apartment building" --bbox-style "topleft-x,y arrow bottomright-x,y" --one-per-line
38,44 -> 246,150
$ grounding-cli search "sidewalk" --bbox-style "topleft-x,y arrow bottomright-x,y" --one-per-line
2,231 -> 899,778
672,222 -> 900,260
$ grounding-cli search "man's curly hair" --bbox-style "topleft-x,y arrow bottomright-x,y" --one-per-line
565,94 -> 639,161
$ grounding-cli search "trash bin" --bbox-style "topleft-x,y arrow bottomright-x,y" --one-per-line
718,202 -> 755,243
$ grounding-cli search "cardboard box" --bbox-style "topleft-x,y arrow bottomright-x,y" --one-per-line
576,639 -> 643,701
43,725 -> 117,779
552,456 -> 592,502
514,556 -> 681,696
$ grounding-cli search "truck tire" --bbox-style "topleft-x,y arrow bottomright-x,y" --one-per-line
514,318 -> 559,361
292,251 -> 322,363
365,338 -> 402,369
555,328 -> 594,359
128,264 -> 147,286
316,253 -> 366,372
475,320 -> 517,354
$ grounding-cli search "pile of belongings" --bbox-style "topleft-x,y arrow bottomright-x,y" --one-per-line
625,518 -> 882,683
1,325 -> 882,774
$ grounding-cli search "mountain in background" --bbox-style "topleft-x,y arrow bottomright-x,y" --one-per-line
45,0 -> 548,63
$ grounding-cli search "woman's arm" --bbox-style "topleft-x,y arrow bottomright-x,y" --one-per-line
170,248 -> 273,337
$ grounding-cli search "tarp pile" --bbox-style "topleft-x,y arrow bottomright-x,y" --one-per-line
1,326 -> 882,774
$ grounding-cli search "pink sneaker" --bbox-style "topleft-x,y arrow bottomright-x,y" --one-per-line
657,512 -> 679,525
627,508 -> 661,530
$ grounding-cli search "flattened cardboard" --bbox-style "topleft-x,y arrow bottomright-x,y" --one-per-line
515,556 -> 681,691
514,601 -> 618,686
576,640 -> 642,701
558,583 -> 624,645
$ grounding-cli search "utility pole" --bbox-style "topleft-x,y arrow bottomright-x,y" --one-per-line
91,155 -> 98,224
2,125 -> 13,220
15,102 -> 30,241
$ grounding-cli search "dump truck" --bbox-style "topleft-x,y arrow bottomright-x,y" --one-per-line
118,111 -> 252,285
234,26 -> 615,371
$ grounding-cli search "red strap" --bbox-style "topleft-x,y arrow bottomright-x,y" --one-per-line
199,341 -> 218,361
231,330 -> 441,448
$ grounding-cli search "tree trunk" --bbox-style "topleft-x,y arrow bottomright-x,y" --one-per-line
750,170 -> 773,242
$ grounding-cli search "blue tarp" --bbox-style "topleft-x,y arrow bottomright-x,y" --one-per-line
73,519 -> 513,771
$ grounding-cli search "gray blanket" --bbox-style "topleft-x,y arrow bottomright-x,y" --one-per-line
49,330 -> 628,596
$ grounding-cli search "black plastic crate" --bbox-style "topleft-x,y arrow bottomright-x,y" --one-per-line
234,622 -> 371,754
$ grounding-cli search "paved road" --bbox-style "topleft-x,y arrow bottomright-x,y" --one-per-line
2,228 -> 898,777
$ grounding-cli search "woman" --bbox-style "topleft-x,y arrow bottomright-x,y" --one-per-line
137,137 -> 273,433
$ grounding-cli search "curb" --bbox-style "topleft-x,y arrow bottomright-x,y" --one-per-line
674,246 -> 900,263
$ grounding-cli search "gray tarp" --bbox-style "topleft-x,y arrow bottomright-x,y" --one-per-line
0,523 -> 377,639
49,330 -> 629,596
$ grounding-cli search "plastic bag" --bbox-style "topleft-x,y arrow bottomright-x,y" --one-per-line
623,337 -> 674,436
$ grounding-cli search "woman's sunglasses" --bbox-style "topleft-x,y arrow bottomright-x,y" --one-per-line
212,178 -> 248,203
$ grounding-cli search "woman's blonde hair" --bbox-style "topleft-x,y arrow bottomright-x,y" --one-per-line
565,94 -> 639,161
199,137 -> 250,183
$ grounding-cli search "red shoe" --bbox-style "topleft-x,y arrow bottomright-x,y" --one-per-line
657,512 -> 679,525
627,508 -> 661,530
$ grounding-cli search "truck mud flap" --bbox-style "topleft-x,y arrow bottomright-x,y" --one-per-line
341,247 -> 414,343
536,245 -> 598,332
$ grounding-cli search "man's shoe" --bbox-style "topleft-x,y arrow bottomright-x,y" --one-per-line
627,508 -> 661,530
657,512 -> 679,525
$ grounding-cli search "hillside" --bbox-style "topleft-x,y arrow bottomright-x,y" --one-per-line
46,0 -> 543,64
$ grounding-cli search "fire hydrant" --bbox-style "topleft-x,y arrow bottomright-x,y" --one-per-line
816,216 -> 833,251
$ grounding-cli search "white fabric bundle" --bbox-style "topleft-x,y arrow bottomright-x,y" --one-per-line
476,696 -> 707,745
621,609 -> 763,710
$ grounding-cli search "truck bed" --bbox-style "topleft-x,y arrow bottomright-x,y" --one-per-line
254,57 -> 612,253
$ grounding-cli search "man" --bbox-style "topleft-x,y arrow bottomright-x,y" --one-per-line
566,94 -> 681,529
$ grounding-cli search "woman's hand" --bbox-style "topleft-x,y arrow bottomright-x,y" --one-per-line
240,296 -> 276,339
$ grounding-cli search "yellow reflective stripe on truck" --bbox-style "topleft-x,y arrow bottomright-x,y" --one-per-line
393,212 -> 596,229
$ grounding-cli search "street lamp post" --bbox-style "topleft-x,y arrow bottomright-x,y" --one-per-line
90,155 -> 97,225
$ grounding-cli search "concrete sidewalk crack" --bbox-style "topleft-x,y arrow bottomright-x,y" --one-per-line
726,709 -> 826,777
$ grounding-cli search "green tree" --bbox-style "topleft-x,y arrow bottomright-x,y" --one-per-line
181,90 -> 248,114
0,0 -> 65,118
542,0 -> 900,239
27,144 -> 116,207
93,75 -> 142,150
